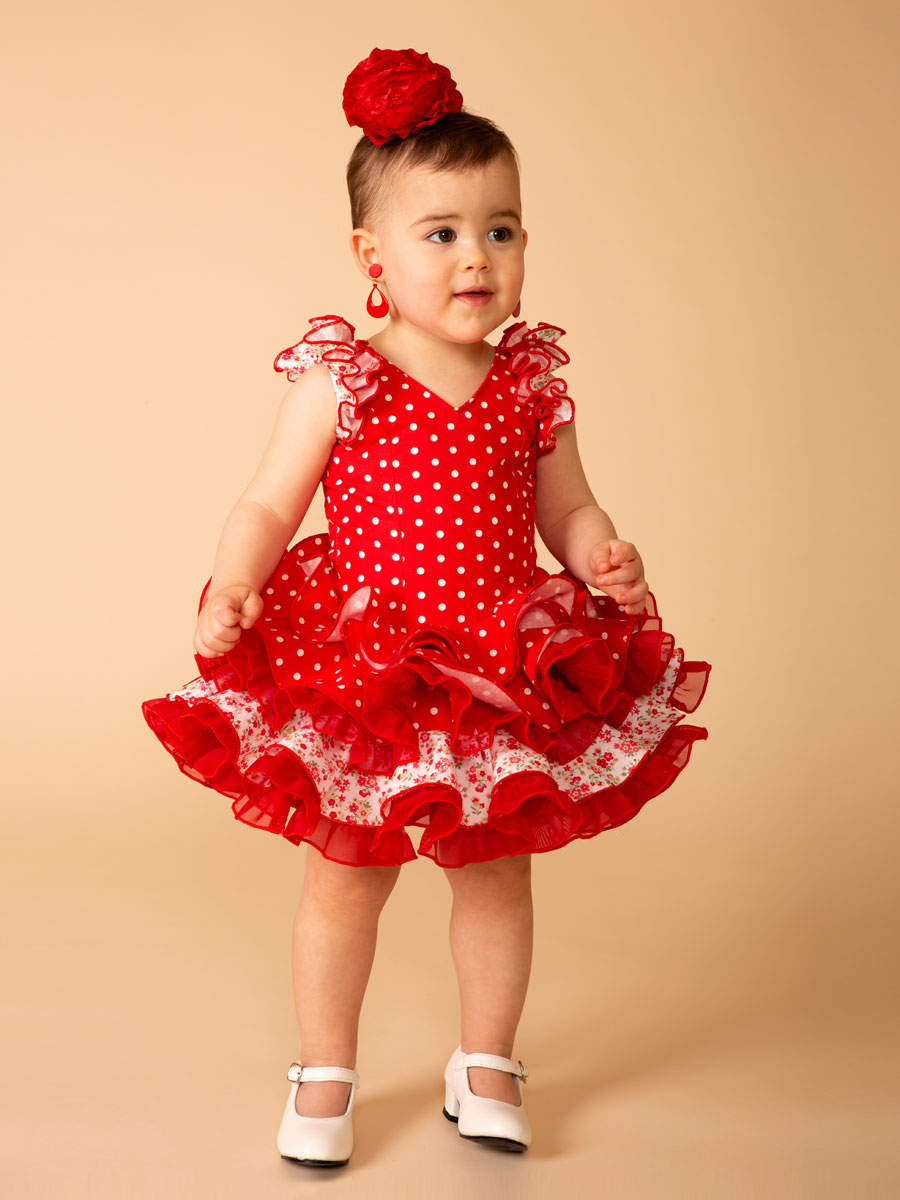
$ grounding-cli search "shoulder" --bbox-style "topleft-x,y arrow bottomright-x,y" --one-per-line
273,314 -> 359,380
272,313 -> 383,446
278,360 -> 338,416
535,414 -> 577,470
269,362 -> 340,460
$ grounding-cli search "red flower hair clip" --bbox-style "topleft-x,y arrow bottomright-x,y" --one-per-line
342,47 -> 464,146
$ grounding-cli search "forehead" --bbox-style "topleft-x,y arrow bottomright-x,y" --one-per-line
383,157 -> 521,225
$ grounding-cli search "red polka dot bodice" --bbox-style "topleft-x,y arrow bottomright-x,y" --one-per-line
270,314 -> 577,637
322,339 -> 545,630
141,311 -> 711,870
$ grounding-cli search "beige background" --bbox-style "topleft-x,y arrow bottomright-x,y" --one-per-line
3,1 -> 898,1196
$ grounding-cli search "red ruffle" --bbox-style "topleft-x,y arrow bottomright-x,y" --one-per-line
142,676 -> 709,869
143,315 -> 710,868
192,534 -> 694,768
272,315 -> 383,444
494,320 -> 575,455
142,532 -> 711,868
273,314 -> 575,453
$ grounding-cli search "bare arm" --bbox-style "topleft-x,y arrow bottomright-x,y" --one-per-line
535,421 -> 649,613
534,421 -> 618,580
208,362 -> 338,594
194,363 -> 338,655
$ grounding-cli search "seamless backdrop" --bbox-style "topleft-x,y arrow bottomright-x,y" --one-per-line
2,2 -> 898,1197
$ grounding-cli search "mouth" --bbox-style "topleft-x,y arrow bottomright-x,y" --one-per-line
454,288 -> 494,306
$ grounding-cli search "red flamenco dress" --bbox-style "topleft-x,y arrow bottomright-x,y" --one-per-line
142,314 -> 711,867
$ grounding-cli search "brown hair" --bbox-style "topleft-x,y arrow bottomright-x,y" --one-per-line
346,110 -> 519,230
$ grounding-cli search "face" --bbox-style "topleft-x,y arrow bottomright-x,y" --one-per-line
351,155 -> 528,347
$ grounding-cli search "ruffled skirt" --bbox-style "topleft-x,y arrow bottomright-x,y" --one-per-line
142,533 -> 711,867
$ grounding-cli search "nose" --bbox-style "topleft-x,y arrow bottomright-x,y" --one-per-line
459,236 -> 492,272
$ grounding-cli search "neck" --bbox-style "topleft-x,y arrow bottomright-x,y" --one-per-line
367,320 -> 496,378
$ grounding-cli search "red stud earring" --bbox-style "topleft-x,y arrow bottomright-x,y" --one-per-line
512,299 -> 521,318
366,263 -> 389,318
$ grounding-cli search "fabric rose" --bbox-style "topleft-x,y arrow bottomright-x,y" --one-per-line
342,47 -> 463,145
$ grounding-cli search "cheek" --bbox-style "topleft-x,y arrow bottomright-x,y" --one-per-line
388,266 -> 422,298
405,259 -> 446,294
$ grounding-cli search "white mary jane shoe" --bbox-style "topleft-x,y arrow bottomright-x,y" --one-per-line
275,1061 -> 360,1168
442,1045 -> 532,1151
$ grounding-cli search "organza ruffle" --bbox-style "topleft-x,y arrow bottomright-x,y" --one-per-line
145,315 -> 710,867
494,320 -> 575,456
272,315 -> 383,444
272,314 -> 576,453
142,531 -> 711,867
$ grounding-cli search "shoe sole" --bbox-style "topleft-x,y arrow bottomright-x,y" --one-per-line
280,1152 -> 349,1167
441,1107 -> 528,1152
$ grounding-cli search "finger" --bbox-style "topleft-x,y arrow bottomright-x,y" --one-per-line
239,594 -> 264,627
194,635 -> 228,658
242,591 -> 265,619
199,614 -> 240,645
211,597 -> 241,625
210,620 -> 241,642
210,625 -> 241,646
609,541 -> 636,565
619,581 -> 649,609
197,632 -> 239,656
596,563 -> 638,586
209,607 -> 243,634
214,609 -> 241,629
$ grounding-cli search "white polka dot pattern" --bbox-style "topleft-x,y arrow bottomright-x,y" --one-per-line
142,314 -> 711,867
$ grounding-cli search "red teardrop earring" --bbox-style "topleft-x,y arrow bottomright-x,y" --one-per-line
366,263 -> 389,318
512,299 -> 521,318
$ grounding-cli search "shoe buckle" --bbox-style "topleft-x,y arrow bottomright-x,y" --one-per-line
517,1059 -> 529,1083
287,1062 -> 303,1083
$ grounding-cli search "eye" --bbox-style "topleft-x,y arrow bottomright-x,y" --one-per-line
426,227 -> 455,244
489,226 -> 514,243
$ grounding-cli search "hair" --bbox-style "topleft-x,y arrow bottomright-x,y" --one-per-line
346,110 -> 520,231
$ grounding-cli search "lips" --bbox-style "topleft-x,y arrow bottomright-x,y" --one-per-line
454,289 -> 493,307
456,288 -> 493,296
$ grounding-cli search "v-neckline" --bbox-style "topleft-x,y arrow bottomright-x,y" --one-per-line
357,339 -> 502,412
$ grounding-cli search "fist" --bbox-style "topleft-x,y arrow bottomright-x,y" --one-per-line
194,584 -> 264,658
589,539 -> 649,615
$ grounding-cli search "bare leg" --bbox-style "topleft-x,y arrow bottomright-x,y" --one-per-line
442,854 -> 534,1105
291,846 -> 401,1116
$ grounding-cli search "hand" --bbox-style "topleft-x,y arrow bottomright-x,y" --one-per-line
194,584 -> 264,658
588,539 -> 649,615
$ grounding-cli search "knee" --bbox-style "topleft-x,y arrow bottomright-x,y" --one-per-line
303,850 -> 402,912
444,853 -> 532,896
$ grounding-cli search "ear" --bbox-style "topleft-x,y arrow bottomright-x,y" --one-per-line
349,228 -> 381,278
522,228 -> 528,250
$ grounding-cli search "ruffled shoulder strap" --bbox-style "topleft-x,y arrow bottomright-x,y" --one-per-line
272,314 -> 382,444
495,320 -> 575,456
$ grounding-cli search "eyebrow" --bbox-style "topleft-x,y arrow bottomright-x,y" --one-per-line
411,208 -> 522,226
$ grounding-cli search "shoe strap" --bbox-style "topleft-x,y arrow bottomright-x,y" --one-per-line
459,1050 -> 529,1082
286,1062 -> 359,1086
